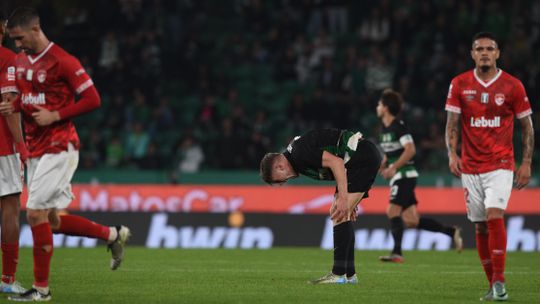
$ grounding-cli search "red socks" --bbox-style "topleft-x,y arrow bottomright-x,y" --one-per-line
488,218 -> 507,283
31,223 -> 53,288
54,215 -> 110,241
1,243 -> 19,284
475,233 -> 493,286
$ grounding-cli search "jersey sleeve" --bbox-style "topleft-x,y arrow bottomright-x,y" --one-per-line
60,55 -> 94,95
0,58 -> 18,94
396,122 -> 414,146
445,78 -> 461,114
512,80 -> 533,119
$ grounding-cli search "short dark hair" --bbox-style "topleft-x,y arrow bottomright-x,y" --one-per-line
472,32 -> 498,48
260,153 -> 281,184
380,88 -> 404,116
7,7 -> 39,29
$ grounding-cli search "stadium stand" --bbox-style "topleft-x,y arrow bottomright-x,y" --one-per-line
2,0 -> 539,174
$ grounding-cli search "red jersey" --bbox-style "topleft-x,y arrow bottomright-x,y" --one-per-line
6,43 -> 97,157
0,46 -> 17,156
445,69 -> 532,174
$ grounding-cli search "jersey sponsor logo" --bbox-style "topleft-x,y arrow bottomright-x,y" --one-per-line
21,93 -> 46,105
6,66 -> 15,81
470,116 -> 501,128
37,69 -> 47,83
462,89 -> 476,95
481,92 -> 489,104
495,93 -> 505,106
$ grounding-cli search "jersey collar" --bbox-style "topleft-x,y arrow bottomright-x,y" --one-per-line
27,42 -> 54,65
473,68 -> 502,88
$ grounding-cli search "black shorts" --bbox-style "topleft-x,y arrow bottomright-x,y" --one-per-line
389,177 -> 418,209
341,139 -> 382,197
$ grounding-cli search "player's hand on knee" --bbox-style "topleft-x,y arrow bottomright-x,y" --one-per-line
350,206 -> 358,222
331,196 -> 348,222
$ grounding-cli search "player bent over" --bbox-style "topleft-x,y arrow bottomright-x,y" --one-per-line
376,89 -> 463,263
260,129 -> 381,284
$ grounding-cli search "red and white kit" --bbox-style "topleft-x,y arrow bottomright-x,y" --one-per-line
446,69 -> 532,220
4,42 -> 99,209
0,46 -> 23,197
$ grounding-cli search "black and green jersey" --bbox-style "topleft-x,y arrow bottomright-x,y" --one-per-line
283,129 -> 363,181
379,119 -> 418,181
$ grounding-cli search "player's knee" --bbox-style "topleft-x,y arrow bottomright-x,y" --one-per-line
403,219 -> 418,228
486,208 -> 504,221
26,210 -> 48,226
475,223 -> 488,234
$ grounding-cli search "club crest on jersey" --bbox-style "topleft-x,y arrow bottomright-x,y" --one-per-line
494,93 -> 505,106
481,92 -> 489,104
37,70 -> 47,83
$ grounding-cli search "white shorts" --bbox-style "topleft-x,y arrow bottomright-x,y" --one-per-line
26,144 -> 79,210
0,153 -> 23,197
461,169 -> 513,222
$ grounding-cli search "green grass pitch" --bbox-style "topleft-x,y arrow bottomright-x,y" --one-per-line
3,248 -> 539,303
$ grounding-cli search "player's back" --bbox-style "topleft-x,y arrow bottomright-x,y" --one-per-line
0,46 -> 17,157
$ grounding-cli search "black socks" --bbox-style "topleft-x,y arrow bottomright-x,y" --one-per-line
418,218 -> 454,237
390,216 -> 404,255
332,221 -> 355,276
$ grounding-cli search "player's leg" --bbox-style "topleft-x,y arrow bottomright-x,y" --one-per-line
475,222 -> 493,301
0,194 -> 24,294
46,144 -> 131,270
462,172 -> 494,300
380,178 -> 414,262
402,204 -> 463,252
8,208 -> 54,302
0,154 -> 26,294
8,156 -> 54,301
379,202 -> 404,262
483,170 -> 512,300
310,192 -> 364,284
343,192 -> 364,283
400,177 -> 459,246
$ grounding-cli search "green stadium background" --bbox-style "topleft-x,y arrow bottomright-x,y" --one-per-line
2,0 -> 539,251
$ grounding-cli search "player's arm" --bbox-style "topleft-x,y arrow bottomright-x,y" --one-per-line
1,92 -> 22,142
322,151 -> 348,221
31,56 -> 101,126
515,115 -> 534,189
1,92 -> 28,161
32,82 -> 100,126
381,140 -> 415,179
445,111 -> 462,177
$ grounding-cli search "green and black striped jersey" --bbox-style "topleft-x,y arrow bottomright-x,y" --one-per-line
379,119 -> 418,182
283,129 -> 363,181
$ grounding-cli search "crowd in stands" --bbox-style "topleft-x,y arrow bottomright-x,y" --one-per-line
3,0 -> 540,174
